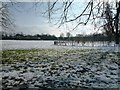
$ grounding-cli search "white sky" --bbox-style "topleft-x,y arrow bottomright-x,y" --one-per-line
2,2 -> 94,36
2,0 -> 117,36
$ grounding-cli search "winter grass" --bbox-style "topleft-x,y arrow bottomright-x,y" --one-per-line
1,48 -> 119,89
2,48 -> 102,64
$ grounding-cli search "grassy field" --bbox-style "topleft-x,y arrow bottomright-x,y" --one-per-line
1,48 -> 119,89
2,49 -> 102,64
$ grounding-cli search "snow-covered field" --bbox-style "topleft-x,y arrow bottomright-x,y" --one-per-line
1,49 -> 119,90
1,40 -> 117,51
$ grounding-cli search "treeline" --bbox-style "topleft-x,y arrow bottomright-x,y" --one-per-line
60,34 -> 116,42
2,34 -> 57,40
2,33 -> 118,42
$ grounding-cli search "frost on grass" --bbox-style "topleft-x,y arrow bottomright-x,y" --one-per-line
2,49 -> 119,89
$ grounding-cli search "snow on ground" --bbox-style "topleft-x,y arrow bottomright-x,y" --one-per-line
1,49 -> 119,90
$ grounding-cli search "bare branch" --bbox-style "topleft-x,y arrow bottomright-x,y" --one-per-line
66,1 -> 91,22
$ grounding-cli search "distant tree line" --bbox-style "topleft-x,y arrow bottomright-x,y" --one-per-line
2,33 -> 57,40
2,32 -> 119,43
70,34 -> 116,42
59,33 -> 117,42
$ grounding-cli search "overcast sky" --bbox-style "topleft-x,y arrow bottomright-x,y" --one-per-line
5,1 -> 104,37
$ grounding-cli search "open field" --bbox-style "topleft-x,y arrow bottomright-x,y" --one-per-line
1,49 -> 120,90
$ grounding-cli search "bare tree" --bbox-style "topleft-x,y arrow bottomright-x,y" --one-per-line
60,32 -> 64,37
103,2 -> 114,43
0,2 -> 15,32
42,0 -> 120,45
103,1 -> 120,45
66,32 -> 71,40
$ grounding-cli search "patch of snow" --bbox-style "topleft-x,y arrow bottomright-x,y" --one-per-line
22,72 -> 35,81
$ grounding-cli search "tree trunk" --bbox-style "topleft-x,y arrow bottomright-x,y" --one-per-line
115,33 -> 119,44
114,1 -> 120,45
